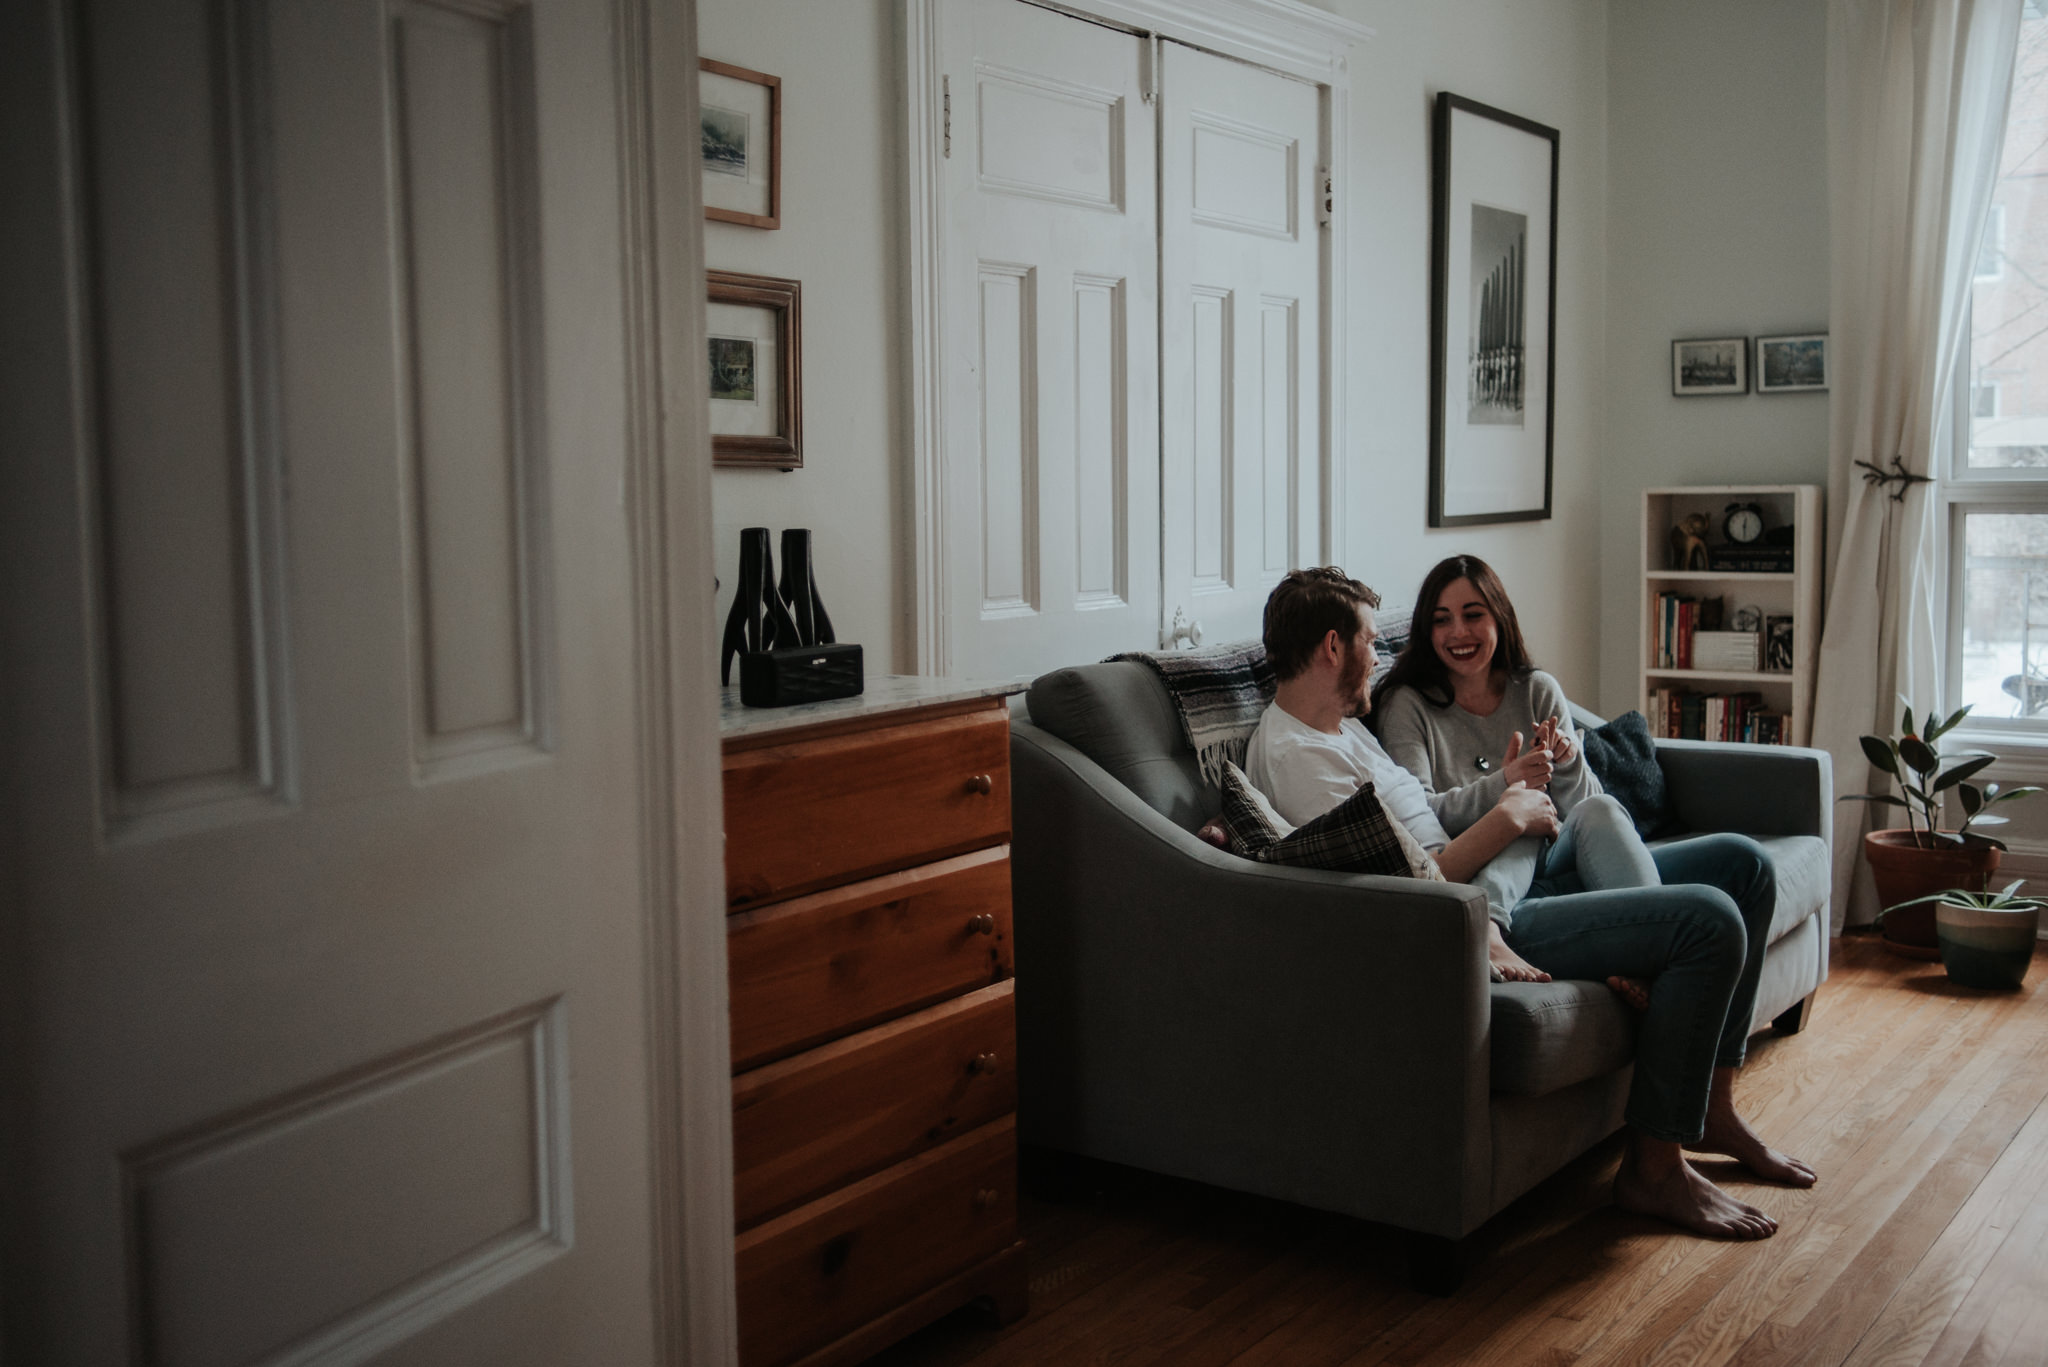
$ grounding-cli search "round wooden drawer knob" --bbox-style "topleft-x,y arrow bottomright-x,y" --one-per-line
974,1187 -> 1000,1210
968,913 -> 996,936
969,1052 -> 999,1075
968,773 -> 994,795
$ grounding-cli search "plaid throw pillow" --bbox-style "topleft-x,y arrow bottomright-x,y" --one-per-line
1220,763 -> 1443,880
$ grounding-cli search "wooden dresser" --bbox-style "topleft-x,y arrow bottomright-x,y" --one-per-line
720,679 -> 1028,1367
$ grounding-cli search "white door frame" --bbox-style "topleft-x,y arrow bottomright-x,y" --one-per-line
624,0 -> 740,1361
0,0 -> 734,1360
904,0 -> 1371,673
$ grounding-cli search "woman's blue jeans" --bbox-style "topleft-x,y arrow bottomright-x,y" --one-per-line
1504,827 -> 1777,1145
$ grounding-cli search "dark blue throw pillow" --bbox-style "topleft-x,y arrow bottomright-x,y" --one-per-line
1579,710 -> 1673,839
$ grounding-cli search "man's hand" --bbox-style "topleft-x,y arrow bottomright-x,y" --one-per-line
1500,731 -> 1556,792
1496,780 -> 1559,839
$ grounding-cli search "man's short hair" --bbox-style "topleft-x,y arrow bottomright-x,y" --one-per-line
1262,567 -> 1381,681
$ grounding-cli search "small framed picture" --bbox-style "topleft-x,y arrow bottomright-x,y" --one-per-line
707,270 -> 801,468
1755,332 -> 1828,393
700,59 -> 780,229
1672,337 -> 1747,396
1765,615 -> 1794,672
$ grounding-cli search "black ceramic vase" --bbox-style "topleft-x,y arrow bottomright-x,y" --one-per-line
777,529 -> 835,647
720,527 -> 801,685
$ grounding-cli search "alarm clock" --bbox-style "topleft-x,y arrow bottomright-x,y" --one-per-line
1724,501 -> 1765,544
1730,604 -> 1763,633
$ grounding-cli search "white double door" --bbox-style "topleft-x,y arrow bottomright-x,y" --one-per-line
2,0 -> 696,1362
941,0 -> 1324,678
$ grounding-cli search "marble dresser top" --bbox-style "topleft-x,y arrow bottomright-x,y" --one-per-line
718,673 -> 1027,739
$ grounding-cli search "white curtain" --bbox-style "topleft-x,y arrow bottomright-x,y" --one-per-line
1815,0 -> 2021,933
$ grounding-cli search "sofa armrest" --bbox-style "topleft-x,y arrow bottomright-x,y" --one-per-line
1011,720 -> 1497,1238
1656,740 -> 1832,841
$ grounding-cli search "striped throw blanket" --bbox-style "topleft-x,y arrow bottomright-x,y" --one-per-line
1109,641 -> 1277,787
1109,606 -> 1413,789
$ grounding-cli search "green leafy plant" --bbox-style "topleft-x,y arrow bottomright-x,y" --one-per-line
1845,702 -> 2042,849
1875,878 -> 2048,923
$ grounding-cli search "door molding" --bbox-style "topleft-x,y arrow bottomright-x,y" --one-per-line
618,0 -> 738,1361
903,0 -> 1370,673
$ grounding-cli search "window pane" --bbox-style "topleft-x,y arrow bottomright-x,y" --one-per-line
1962,512 -> 2048,717
1969,17 -> 2048,470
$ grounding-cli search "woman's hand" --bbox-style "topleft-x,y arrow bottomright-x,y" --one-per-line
1496,780 -> 1559,838
1534,715 -> 1578,768
1499,731 -> 1555,790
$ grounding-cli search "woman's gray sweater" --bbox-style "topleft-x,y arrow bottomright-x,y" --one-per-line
1375,670 -> 1603,836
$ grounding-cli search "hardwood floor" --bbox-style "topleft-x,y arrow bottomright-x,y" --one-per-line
861,937 -> 2048,1367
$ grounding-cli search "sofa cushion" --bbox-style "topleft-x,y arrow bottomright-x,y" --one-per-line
1489,979 -> 1638,1096
1643,830 -> 1827,948
1025,662 -> 1214,829
1579,710 -> 1674,839
1219,763 -> 1444,880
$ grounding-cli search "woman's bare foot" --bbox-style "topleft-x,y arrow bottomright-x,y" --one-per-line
1606,976 -> 1650,1010
1698,1069 -> 1816,1186
1487,924 -> 1551,982
1615,1140 -> 1777,1240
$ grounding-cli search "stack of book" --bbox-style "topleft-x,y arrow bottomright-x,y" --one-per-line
1648,687 -> 1792,744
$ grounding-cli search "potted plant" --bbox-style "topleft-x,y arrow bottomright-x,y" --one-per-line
1877,880 -> 2045,989
1846,703 -> 2041,957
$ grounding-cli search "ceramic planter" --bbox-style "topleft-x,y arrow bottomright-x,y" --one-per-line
1936,900 -> 2039,989
1864,829 -> 2001,958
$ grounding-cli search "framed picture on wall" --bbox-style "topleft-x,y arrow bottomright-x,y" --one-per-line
1429,92 -> 1559,528
707,270 -> 801,468
1755,332 -> 1828,393
1671,337 -> 1748,396
700,59 -> 780,229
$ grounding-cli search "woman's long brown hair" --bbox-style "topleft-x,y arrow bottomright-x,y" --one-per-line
1370,554 -> 1537,712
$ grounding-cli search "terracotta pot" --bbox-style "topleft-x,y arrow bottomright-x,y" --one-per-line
1865,829 -> 2002,958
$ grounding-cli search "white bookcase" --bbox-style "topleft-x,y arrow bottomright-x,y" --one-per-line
1641,484 -> 1823,746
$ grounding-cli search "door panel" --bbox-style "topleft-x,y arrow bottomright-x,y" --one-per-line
1159,42 -> 1322,649
942,0 -> 1158,679
4,0 -> 664,1359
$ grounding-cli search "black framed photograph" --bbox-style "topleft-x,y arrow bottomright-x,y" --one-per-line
1672,337 -> 1748,396
1429,93 -> 1559,528
1765,614 -> 1795,672
707,270 -> 801,468
1755,332 -> 1828,393
700,59 -> 780,229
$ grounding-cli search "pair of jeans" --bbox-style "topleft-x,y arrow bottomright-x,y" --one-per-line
1469,794 -> 1661,924
1504,831 -> 1777,1144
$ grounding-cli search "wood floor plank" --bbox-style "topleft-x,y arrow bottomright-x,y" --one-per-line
854,941 -> 2048,1367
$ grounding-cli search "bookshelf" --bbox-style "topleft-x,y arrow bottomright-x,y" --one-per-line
1641,484 -> 1823,745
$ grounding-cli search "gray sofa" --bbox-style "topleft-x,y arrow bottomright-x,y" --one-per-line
1009,659 -> 1831,1286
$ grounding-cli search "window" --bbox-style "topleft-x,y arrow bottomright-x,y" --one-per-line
1949,15 -> 2048,731
1978,203 -> 2007,282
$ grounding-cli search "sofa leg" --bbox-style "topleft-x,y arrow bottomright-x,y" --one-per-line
1771,991 -> 1817,1036
1406,1232 -> 1466,1297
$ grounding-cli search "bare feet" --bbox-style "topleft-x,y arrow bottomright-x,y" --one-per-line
1695,1067 -> 1816,1187
1487,924 -> 1551,983
1615,1143 -> 1777,1240
1606,976 -> 1650,1011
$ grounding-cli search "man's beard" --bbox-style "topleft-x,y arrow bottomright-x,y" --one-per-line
1339,641 -> 1371,718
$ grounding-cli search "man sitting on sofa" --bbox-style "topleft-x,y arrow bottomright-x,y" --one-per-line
1244,566 -> 1813,1241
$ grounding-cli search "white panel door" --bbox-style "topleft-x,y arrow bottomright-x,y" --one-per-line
1159,41 -> 1322,649
1,0 -> 684,1361
941,0 -> 1159,679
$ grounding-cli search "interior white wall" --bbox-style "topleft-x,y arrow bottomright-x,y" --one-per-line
1599,0 -> 1830,716
702,0 -> 1622,690
1337,0 -> 1610,703
701,1 -> 912,671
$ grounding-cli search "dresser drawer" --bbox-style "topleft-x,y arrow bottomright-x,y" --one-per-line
723,706 -> 1010,908
735,1116 -> 1018,1367
733,981 -> 1016,1230
728,846 -> 1012,1071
